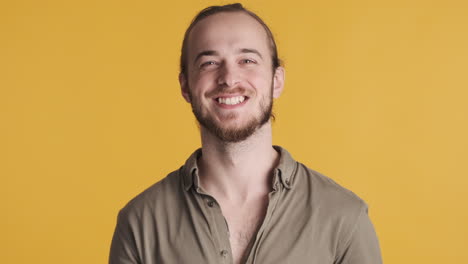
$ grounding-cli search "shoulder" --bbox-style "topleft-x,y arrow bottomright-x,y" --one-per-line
118,167 -> 183,219
276,146 -> 366,215
290,163 -> 373,256
290,163 -> 368,239
294,163 -> 371,250
294,162 -> 367,214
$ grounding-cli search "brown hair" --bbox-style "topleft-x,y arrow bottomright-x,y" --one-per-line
179,3 -> 281,77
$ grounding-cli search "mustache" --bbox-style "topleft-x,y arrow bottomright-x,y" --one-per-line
206,86 -> 253,98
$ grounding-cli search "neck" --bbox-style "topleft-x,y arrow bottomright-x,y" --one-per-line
198,123 -> 279,203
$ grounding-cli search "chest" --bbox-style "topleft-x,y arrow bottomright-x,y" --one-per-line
139,187 -> 339,264
220,199 -> 269,264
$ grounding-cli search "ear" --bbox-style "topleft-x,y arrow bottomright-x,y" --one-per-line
272,66 -> 285,99
179,73 -> 191,103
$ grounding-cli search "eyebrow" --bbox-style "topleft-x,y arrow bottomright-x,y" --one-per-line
194,50 -> 219,64
193,48 -> 264,64
239,48 -> 263,59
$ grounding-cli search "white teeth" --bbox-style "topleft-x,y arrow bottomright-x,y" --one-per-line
217,96 -> 245,105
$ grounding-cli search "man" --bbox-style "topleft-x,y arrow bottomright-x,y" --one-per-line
109,3 -> 382,264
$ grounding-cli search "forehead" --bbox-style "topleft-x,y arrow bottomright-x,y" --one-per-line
187,12 -> 270,58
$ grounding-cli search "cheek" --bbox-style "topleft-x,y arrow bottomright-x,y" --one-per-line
245,69 -> 273,89
189,74 -> 218,104
190,74 -> 213,92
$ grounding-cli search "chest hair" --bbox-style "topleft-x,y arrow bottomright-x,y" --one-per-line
221,198 -> 269,264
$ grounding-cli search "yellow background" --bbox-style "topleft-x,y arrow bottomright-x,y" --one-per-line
2,0 -> 467,263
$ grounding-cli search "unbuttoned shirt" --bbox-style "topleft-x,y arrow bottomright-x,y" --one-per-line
109,146 -> 382,264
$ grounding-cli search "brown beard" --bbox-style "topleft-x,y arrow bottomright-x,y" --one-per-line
188,84 -> 274,143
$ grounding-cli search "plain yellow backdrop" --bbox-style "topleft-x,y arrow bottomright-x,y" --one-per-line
2,0 -> 467,263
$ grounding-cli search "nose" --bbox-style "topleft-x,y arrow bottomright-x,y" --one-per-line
217,62 -> 240,87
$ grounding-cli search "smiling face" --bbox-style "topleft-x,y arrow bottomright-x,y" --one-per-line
180,11 -> 284,142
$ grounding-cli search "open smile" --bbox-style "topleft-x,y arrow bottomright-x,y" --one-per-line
214,95 -> 249,108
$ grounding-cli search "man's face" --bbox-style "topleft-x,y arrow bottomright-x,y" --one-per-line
180,12 -> 284,142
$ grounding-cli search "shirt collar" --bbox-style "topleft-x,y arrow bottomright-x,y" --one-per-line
181,146 -> 298,191
181,148 -> 202,191
273,145 -> 297,190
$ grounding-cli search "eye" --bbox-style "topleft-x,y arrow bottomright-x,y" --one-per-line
200,61 -> 218,68
241,59 -> 256,64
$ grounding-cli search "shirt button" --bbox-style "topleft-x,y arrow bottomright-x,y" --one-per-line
220,249 -> 228,257
207,200 -> 214,207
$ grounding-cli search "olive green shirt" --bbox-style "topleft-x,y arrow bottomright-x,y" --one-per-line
109,146 -> 382,264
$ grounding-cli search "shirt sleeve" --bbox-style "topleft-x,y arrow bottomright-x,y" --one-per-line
336,205 -> 382,264
109,210 -> 141,264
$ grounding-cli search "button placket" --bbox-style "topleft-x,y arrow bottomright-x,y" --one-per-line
245,186 -> 283,264
193,185 -> 232,262
199,195 -> 232,263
